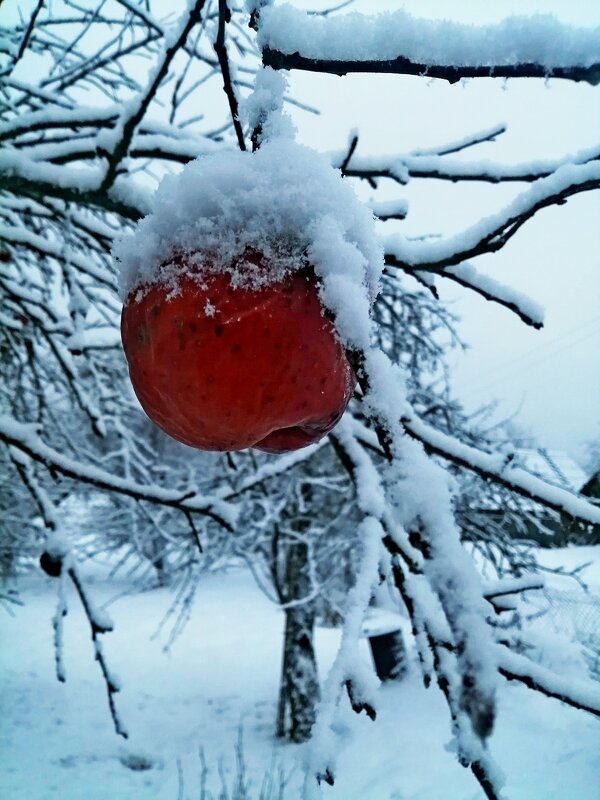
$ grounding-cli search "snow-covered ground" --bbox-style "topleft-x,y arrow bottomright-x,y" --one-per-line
1,549 -> 599,800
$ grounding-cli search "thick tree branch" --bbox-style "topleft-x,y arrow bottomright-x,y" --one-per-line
258,9 -> 600,85
264,48 -> 600,84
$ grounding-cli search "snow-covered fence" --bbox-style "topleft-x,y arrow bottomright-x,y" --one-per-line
542,589 -> 600,641
537,589 -> 600,681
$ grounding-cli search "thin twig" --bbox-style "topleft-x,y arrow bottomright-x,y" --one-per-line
67,564 -> 128,738
214,0 -> 246,151
100,0 -> 207,190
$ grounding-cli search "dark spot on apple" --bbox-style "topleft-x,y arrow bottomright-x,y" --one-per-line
320,377 -> 327,386
231,343 -> 241,354
189,322 -> 197,332
151,305 -> 161,317
137,325 -> 146,344
215,324 -> 224,336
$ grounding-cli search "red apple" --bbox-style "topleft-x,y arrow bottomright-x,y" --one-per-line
121,255 -> 355,453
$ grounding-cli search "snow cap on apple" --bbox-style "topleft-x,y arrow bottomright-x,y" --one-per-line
114,113 -> 384,452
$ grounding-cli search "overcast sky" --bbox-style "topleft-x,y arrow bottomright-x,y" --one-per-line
284,0 -> 600,465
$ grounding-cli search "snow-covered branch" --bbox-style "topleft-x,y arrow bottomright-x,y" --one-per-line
329,417 -> 504,799
10,450 -> 129,736
0,156 -> 147,221
498,647 -> 600,719
385,162 -> 600,271
386,260 -> 545,329
336,143 -> 600,186
99,0 -> 208,190
66,562 -> 128,738
1,416 -> 238,530
222,440 -> 328,500
412,124 -> 508,157
258,6 -> 600,84
399,415 -> 600,526
351,412 -> 600,527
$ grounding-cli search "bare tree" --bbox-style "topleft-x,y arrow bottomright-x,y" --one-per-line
1,1 -> 600,796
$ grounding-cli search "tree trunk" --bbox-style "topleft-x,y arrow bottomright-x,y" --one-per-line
276,541 -> 320,742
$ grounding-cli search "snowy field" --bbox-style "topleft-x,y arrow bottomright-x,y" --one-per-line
1,549 -> 599,800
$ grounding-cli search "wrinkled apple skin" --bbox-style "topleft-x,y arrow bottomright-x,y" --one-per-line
121,269 -> 355,452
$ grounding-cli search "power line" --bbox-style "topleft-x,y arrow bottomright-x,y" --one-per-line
468,324 -> 600,397
458,313 -> 600,394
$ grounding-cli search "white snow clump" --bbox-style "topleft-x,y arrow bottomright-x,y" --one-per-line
114,138 -> 384,324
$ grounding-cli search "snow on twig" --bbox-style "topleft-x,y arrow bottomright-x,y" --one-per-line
329,420 -> 505,796
51,571 -> 68,684
386,259 -> 545,329
399,414 -> 600,526
483,575 -> 545,599
99,0 -> 208,190
222,439 -> 328,500
0,151 -> 149,220
8,448 -> 128,734
66,563 -> 128,738
0,221 -> 115,290
303,517 -> 382,794
384,161 -> 600,271
411,124 -> 508,157
498,647 -> 600,718
0,416 -> 238,530
440,263 -> 544,329
336,143 -> 600,186
258,6 -> 600,84
0,106 -> 120,143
